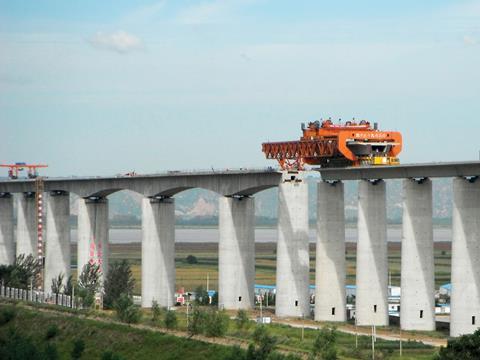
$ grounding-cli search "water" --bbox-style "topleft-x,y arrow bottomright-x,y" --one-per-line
70,226 -> 452,244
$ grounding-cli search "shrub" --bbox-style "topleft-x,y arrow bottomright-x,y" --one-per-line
71,339 -> 86,359
44,343 -> 59,360
311,327 -> 338,360
45,324 -> 59,340
151,300 -> 161,323
0,307 -> 16,325
436,328 -> 480,359
77,263 -> 101,308
102,351 -> 125,360
164,310 -> 178,330
205,309 -> 229,337
114,293 -> 141,324
235,309 -> 250,330
194,286 -> 210,306
188,308 -> 206,335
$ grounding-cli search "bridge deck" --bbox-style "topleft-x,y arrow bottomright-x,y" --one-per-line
318,161 -> 480,181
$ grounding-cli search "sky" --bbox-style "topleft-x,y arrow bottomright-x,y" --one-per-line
1,0 -> 480,177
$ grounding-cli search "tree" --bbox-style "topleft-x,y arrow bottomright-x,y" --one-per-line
0,254 -> 42,289
114,293 -> 141,324
64,275 -> 74,296
310,327 -> 338,360
51,273 -> 64,294
77,263 -> 101,308
164,310 -> 178,330
436,329 -> 480,359
186,255 -> 198,264
205,309 -> 229,337
103,260 -> 135,310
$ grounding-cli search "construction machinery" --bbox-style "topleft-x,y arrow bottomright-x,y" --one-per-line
262,119 -> 402,170
0,163 -> 48,179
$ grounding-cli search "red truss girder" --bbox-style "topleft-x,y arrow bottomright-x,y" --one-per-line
262,140 -> 338,159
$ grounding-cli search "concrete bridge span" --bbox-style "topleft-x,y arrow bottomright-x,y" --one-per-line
0,162 -> 479,337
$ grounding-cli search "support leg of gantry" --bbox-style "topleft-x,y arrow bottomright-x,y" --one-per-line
450,177 -> 480,337
276,172 -> 310,318
315,181 -> 346,322
356,179 -> 389,326
141,197 -> 175,308
401,178 -> 435,331
218,196 -> 255,310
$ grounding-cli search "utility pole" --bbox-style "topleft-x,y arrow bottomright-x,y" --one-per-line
301,313 -> 305,341
372,325 -> 375,360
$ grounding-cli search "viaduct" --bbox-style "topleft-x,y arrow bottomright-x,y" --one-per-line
0,162 -> 479,338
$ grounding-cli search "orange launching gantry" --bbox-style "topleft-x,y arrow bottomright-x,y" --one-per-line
262,119 -> 402,170
0,163 -> 48,179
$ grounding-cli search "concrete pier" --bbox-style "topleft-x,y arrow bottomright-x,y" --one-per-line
276,172 -> 310,318
44,192 -> 71,293
450,177 -> 480,337
0,193 -> 14,265
315,181 -> 346,322
16,192 -> 37,258
218,196 -> 255,310
141,197 -> 175,308
77,197 -> 109,281
401,179 -> 435,331
356,180 -> 389,326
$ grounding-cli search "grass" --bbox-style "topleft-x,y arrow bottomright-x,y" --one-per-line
0,303 -> 240,360
0,301 -> 440,360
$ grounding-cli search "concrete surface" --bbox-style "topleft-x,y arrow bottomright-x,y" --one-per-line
315,181 -> 346,322
450,177 -> 480,337
218,196 -> 255,310
16,193 -> 37,258
141,197 -> 175,308
276,172 -> 310,318
356,180 -> 389,326
0,194 -> 14,265
44,192 -> 71,293
400,179 -> 435,331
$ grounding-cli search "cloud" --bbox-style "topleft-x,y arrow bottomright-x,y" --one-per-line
464,35 -> 478,45
176,0 -> 255,24
89,31 -> 143,53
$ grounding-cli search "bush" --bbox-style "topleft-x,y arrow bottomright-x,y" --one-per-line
186,255 -> 198,264
77,263 -> 101,308
114,293 -> 141,324
311,327 -> 338,360
436,328 -> 480,359
194,286 -> 210,306
44,343 -> 59,360
205,309 -> 229,337
0,307 -> 16,325
45,324 -> 59,340
71,339 -> 86,359
102,351 -> 125,360
248,325 -> 278,359
235,309 -> 250,330
188,308 -> 206,335
164,310 -> 178,330
151,300 -> 162,323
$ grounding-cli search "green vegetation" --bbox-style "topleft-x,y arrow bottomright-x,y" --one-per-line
114,293 -> 141,324
436,329 -> 480,359
164,310 -> 177,330
77,263 -> 101,308
103,260 -> 135,310
0,254 -> 42,289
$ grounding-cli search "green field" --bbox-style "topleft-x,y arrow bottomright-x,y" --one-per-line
0,302 -> 439,359
79,241 -> 451,294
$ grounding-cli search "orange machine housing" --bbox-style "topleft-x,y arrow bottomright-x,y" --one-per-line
262,119 -> 402,170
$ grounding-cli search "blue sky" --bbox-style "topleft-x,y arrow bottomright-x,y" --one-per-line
1,1 -> 480,176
